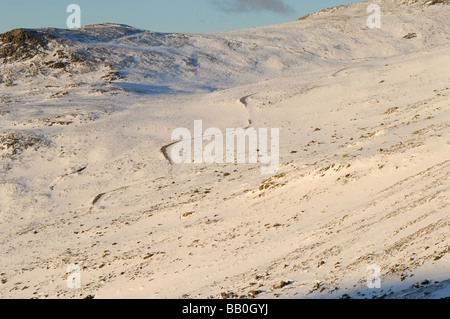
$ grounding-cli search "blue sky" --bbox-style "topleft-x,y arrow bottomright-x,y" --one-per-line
0,0 -> 362,34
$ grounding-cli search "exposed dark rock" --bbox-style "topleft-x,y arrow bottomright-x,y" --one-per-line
102,71 -> 125,81
426,0 -> 450,5
0,29 -> 53,62
273,280 -> 292,289
403,33 -> 418,39
45,61 -> 66,69
0,132 -> 48,157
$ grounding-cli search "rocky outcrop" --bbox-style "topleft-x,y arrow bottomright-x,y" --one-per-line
0,29 -> 53,62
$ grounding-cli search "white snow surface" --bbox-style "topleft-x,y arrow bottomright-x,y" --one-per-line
0,0 -> 449,299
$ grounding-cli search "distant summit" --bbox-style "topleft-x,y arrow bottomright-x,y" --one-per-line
1,0 -> 449,91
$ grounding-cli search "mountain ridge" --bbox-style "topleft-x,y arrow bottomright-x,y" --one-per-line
1,0 -> 449,93
0,0 -> 449,299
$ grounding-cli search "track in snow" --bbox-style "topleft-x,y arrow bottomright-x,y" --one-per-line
160,94 -> 258,165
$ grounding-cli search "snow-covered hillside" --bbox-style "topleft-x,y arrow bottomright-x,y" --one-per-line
0,0 -> 449,299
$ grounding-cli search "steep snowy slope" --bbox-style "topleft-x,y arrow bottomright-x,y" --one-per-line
0,0 -> 449,299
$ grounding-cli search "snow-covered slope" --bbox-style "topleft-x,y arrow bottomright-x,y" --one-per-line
0,0 -> 449,299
